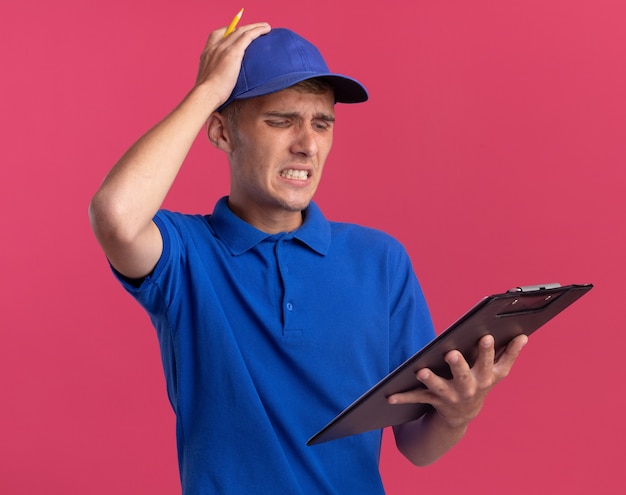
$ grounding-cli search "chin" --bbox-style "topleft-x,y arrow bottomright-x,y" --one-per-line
282,202 -> 310,213
278,197 -> 312,212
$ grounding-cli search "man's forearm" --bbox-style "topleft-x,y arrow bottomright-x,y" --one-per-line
393,410 -> 468,466
90,86 -> 220,241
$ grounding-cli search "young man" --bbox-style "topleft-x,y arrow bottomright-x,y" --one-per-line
89,23 -> 527,494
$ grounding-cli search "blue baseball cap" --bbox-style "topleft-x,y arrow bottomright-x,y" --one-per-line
217,28 -> 368,111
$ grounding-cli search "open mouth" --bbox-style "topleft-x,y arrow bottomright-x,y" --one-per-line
280,169 -> 309,181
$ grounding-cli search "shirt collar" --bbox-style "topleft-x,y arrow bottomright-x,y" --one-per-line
209,197 -> 331,256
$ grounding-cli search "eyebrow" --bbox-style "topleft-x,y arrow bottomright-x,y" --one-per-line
263,111 -> 336,123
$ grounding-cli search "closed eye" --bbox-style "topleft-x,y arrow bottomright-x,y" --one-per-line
313,120 -> 333,131
266,119 -> 291,127
263,111 -> 335,131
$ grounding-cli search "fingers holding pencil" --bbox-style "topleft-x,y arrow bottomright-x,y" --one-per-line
218,8 -> 270,44
216,8 -> 271,46
194,15 -> 270,95
214,8 -> 269,46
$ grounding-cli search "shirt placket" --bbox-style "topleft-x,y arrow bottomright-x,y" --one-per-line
275,236 -> 303,343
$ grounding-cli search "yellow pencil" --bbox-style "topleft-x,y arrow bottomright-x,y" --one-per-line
223,8 -> 244,37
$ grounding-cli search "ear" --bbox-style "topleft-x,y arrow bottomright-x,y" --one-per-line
206,112 -> 234,153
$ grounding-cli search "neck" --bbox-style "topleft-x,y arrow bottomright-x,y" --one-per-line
227,199 -> 304,234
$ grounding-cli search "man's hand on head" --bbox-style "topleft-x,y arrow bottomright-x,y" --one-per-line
194,22 -> 271,107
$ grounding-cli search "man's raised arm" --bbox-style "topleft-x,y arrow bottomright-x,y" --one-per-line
88,23 -> 271,279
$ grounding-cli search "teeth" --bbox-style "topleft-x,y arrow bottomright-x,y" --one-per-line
280,169 -> 308,180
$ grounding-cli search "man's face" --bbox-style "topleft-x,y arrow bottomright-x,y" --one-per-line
225,87 -> 335,232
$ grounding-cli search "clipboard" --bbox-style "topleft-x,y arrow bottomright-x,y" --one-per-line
307,283 -> 593,446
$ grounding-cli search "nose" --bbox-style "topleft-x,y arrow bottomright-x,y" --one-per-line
290,124 -> 319,157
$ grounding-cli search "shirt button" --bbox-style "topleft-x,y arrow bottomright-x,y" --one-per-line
286,302 -> 294,311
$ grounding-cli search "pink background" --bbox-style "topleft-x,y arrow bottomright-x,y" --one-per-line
2,0 -> 625,493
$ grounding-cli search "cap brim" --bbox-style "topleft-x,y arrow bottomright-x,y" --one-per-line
218,72 -> 368,112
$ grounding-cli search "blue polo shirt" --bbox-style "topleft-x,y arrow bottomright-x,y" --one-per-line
116,197 -> 434,494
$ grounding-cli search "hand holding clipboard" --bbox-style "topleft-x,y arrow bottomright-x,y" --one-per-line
308,283 -> 593,445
